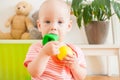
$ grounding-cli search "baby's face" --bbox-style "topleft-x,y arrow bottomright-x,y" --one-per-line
37,1 -> 72,41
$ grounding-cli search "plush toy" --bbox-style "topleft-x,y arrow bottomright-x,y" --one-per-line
29,10 -> 42,39
0,1 -> 34,39
32,10 -> 39,28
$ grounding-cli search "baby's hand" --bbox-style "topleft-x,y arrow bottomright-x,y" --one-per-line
42,41 -> 60,56
63,52 -> 79,68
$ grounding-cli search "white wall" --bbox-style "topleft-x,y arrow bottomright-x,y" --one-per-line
0,0 -> 119,76
112,14 -> 120,44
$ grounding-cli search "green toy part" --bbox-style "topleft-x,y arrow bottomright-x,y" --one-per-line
42,33 -> 59,45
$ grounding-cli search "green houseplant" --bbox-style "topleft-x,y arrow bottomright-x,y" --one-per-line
71,0 -> 120,44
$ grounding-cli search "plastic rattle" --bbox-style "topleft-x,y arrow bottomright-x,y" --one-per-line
57,45 -> 73,60
42,33 -> 73,60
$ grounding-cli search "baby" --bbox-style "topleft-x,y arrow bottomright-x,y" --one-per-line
24,0 -> 87,80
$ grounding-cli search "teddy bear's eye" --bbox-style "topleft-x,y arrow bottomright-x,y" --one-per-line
23,6 -> 25,8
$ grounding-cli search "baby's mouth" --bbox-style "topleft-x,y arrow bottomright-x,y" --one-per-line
49,32 -> 58,35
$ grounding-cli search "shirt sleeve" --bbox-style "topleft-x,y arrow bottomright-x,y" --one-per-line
24,42 -> 42,67
75,46 -> 87,68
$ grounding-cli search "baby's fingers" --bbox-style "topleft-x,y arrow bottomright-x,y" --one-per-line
63,55 -> 74,62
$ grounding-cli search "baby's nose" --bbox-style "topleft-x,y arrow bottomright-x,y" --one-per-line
50,26 -> 57,31
50,24 -> 57,31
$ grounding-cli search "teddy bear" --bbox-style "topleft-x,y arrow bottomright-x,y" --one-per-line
0,1 -> 34,39
29,10 -> 42,39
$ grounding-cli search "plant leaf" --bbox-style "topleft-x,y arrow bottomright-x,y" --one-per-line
77,12 -> 83,28
83,5 -> 92,25
92,0 -> 111,21
112,1 -> 120,20
71,0 -> 83,17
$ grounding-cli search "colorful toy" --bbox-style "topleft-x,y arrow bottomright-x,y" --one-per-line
42,33 -> 73,60
57,45 -> 73,60
42,33 -> 59,45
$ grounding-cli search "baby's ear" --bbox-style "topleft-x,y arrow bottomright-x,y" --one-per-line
37,20 -> 41,31
67,20 -> 72,31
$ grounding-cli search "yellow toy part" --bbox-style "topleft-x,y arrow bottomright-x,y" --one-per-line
57,46 -> 73,60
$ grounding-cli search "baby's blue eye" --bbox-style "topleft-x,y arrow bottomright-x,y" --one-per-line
58,21 -> 62,24
45,21 -> 50,24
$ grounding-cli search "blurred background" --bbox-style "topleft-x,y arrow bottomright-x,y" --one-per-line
0,0 -> 120,78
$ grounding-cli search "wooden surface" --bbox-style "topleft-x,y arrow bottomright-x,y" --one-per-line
85,76 -> 120,80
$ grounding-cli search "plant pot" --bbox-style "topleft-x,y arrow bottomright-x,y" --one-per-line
85,21 -> 109,44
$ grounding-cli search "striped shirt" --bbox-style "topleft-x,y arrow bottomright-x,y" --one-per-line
24,41 -> 86,80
